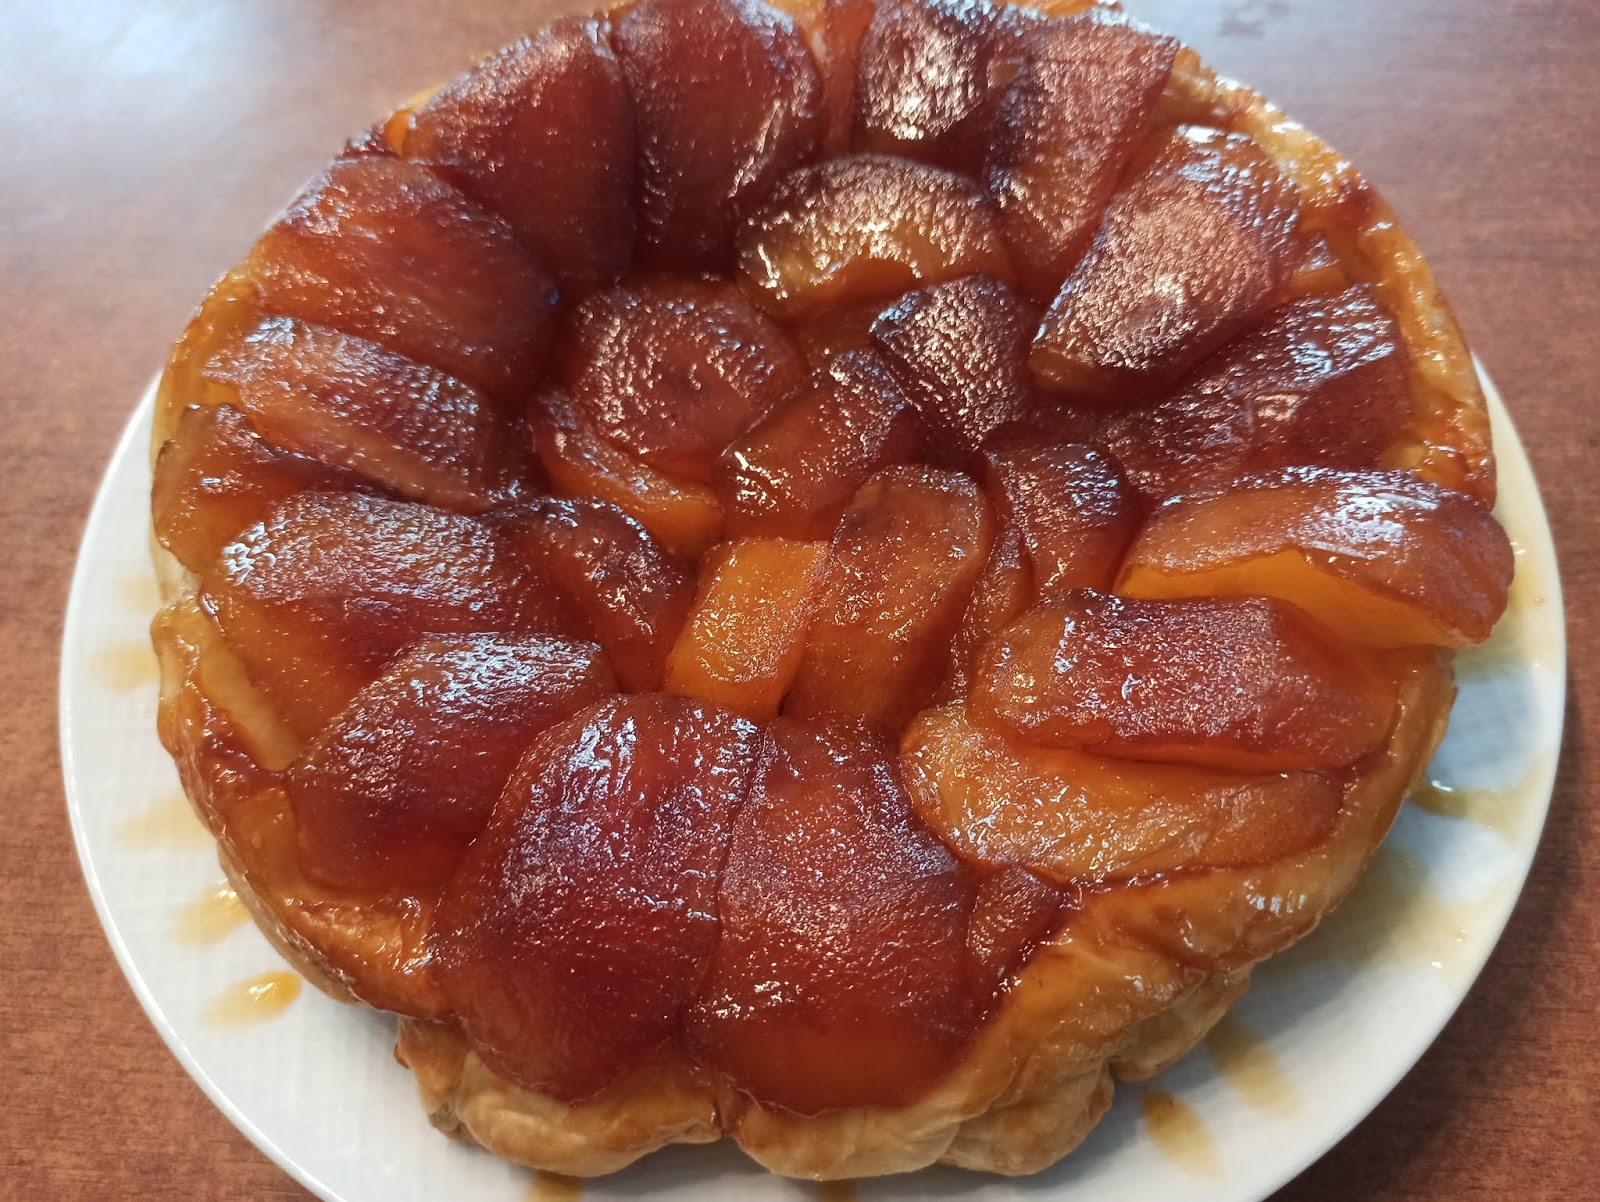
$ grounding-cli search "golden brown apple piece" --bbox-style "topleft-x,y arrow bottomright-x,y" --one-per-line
152,404 -> 354,573
1094,285 -> 1413,503
615,0 -> 821,272
434,695 -> 761,1101
403,17 -> 634,294
714,350 -> 922,539
944,522 -> 1033,699
963,865 -> 1064,996
288,635 -> 617,894
869,274 -> 1036,467
902,703 -> 1344,884
738,155 -> 1015,319
854,0 -> 1037,171
786,465 -> 993,728
981,440 -> 1139,591
969,590 -> 1398,772
663,538 -> 830,719
1032,127 -> 1303,400
1118,466 -> 1515,648
789,297 -> 894,368
986,8 -> 1178,298
206,316 -> 522,512
487,497 -> 696,691
770,0 -> 877,154
245,156 -> 556,402
202,492 -> 586,738
562,279 -> 806,483
532,390 -> 725,558
688,718 -> 978,1112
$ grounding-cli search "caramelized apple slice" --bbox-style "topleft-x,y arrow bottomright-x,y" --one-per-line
615,0 -> 821,272
902,703 -> 1343,884
981,441 -> 1138,591
663,538 -> 830,719
288,635 -> 617,894
738,155 -> 1015,319
153,404 -> 352,573
774,0 -> 876,154
488,497 -> 696,691
787,465 -> 994,728
532,391 -> 725,558
404,16 -> 635,294
1094,286 -> 1413,503
714,350 -> 922,539
1117,467 -> 1514,648
964,865 -> 1063,996
434,695 -> 760,1100
1032,127 -> 1303,400
986,9 -> 1179,298
790,297 -> 894,368
944,521 -> 1033,698
202,493 -> 585,738
246,156 -> 556,402
688,718 -> 977,1112
870,274 -> 1036,467
854,0 -> 1037,170
563,279 -> 806,482
206,316 -> 519,512
970,591 -> 1397,771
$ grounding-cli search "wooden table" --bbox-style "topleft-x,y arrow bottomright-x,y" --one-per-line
3,1 -> 1594,1197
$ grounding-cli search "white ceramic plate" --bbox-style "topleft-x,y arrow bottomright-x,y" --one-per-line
61,369 -> 1564,1202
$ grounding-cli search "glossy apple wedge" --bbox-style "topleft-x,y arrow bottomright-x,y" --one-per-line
488,496 -> 696,691
404,16 -> 635,295
738,155 -> 1015,319
1095,285 -> 1413,503
981,441 -> 1138,591
563,279 -> 806,483
902,703 -> 1344,884
532,390 -> 725,558
288,635 -> 617,894
772,0 -> 876,154
944,521 -> 1033,699
969,591 -> 1398,771
688,718 -> 977,1112
1117,467 -> 1515,648
663,538 -> 831,719
963,865 -> 1064,996
206,316 -> 521,512
615,0 -> 820,272
246,156 -> 556,402
202,492 -> 585,738
854,0 -> 1037,171
1032,127 -> 1303,400
434,695 -> 761,1101
714,349 -> 922,539
986,8 -> 1179,299
870,274 -> 1036,466
786,465 -> 993,728
153,404 -> 353,573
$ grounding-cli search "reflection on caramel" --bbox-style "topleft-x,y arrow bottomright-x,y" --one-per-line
1205,1015 -> 1298,1114
206,971 -> 302,1026
98,638 -> 158,690
175,883 -> 247,946
526,1171 -> 584,1202
118,793 -> 211,848
817,1183 -> 859,1202
1142,1089 -> 1220,1177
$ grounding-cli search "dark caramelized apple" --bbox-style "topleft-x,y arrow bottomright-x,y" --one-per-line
689,718 -> 977,1112
434,695 -> 760,1100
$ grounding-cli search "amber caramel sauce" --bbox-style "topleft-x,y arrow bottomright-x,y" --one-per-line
1142,1089 -> 1221,1177
175,883 -> 248,946
120,570 -> 163,612
97,638 -> 158,690
1204,1015 -> 1298,1115
118,793 -> 211,849
206,971 -> 302,1026
526,1171 -> 584,1202
816,1183 -> 859,1202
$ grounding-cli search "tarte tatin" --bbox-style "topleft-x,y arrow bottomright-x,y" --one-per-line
150,0 -> 1513,1181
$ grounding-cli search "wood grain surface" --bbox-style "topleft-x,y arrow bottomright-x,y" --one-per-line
3,1 -> 1595,1198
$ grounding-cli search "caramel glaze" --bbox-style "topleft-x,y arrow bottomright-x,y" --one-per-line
1142,1089 -> 1221,1177
526,1172 -> 584,1202
206,971 -> 302,1027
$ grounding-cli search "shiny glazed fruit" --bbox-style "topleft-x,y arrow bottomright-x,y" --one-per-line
689,718 -> 977,1112
434,695 -> 761,1100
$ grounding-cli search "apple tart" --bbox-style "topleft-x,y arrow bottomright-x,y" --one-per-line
149,0 -> 1513,1181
